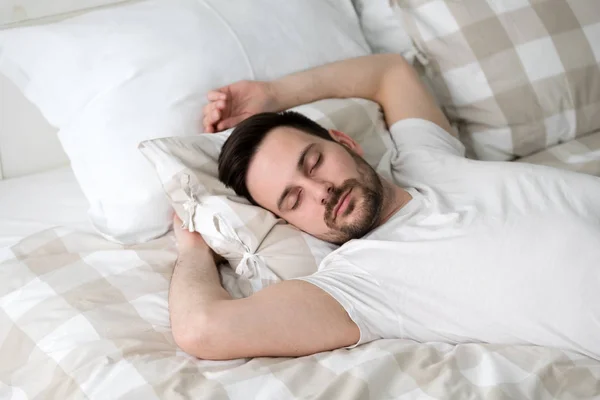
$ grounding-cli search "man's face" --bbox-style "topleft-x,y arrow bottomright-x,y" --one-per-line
246,127 -> 383,244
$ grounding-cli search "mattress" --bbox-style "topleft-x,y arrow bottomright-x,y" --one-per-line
2,168 -> 600,399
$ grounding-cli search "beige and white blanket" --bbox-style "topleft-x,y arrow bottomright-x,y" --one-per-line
2,227 -> 600,399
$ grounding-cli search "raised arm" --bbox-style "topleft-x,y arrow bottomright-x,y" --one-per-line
203,54 -> 455,137
169,216 -> 359,360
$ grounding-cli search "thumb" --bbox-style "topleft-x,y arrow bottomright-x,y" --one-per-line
217,115 -> 247,131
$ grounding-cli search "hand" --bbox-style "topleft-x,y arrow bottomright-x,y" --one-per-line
173,214 -> 225,264
202,80 -> 278,133
173,214 -> 209,251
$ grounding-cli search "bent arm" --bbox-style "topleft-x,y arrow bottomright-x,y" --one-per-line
269,54 -> 455,136
189,281 -> 360,360
267,54 -> 454,138
168,246 -> 232,343
170,247 -> 359,360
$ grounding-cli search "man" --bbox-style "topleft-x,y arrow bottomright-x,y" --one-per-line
170,54 -> 600,361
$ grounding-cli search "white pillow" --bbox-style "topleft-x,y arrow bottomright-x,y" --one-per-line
139,98 -> 393,295
0,0 -> 371,244
352,0 -> 415,61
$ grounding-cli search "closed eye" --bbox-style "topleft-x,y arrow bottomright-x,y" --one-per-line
290,189 -> 302,210
310,154 -> 322,174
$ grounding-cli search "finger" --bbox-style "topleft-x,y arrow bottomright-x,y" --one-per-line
203,102 -> 213,118
212,109 -> 220,123
207,90 -> 226,101
210,101 -> 221,116
215,100 -> 226,110
205,102 -> 219,120
203,116 -> 214,133
207,90 -> 227,101
217,115 -> 245,131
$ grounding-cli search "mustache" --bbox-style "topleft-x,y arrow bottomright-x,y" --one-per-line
324,179 -> 360,222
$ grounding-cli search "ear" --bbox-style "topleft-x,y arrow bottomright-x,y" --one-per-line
328,129 -> 364,157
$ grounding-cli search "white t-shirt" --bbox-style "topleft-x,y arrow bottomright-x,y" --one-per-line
296,118 -> 600,360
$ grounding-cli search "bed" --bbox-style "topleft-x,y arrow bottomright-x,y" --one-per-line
2,168 -> 599,398
2,1 -> 600,399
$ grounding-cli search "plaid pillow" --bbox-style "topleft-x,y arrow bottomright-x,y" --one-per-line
395,0 -> 600,161
140,98 -> 392,295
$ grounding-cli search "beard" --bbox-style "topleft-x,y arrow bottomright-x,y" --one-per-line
322,152 -> 384,244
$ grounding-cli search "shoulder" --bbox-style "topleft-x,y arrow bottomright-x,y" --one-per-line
389,118 -> 465,158
318,240 -> 371,270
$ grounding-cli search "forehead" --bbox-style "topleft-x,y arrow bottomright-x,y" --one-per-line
259,126 -> 318,154
245,126 -> 323,207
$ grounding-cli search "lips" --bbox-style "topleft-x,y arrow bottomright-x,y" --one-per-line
333,189 -> 352,218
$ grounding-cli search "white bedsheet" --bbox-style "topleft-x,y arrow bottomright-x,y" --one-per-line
0,166 -> 94,246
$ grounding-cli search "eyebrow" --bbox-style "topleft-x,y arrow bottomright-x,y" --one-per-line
276,143 -> 316,211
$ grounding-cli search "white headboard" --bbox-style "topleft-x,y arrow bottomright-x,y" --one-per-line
0,0 -> 139,180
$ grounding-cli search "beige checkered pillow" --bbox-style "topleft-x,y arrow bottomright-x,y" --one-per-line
396,0 -> 600,161
140,98 -> 392,295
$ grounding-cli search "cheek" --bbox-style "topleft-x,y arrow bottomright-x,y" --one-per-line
296,202 -> 323,221
323,152 -> 359,181
286,203 -> 328,230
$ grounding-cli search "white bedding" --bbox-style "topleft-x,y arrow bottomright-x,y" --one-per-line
0,166 -> 94,247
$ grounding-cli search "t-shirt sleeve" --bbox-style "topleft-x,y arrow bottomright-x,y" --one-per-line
389,118 -> 465,157
293,255 -> 398,348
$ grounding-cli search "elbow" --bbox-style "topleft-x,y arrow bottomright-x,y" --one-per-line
383,52 -> 408,66
374,54 -> 412,103
171,310 -> 222,360
376,53 -> 410,75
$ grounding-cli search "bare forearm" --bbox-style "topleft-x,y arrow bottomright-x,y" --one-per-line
270,54 -> 408,110
169,247 -> 231,331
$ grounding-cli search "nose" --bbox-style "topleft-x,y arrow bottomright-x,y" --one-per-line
304,178 -> 334,205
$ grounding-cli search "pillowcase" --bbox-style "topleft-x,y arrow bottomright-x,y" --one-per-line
351,0 -> 414,59
139,98 -> 393,295
0,0 -> 371,244
396,0 -> 600,161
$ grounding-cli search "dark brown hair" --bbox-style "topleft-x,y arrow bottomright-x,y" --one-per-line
218,111 -> 333,204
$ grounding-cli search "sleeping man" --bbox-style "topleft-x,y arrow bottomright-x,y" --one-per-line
169,54 -> 600,361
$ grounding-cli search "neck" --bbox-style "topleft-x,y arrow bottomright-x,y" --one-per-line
376,178 -> 412,227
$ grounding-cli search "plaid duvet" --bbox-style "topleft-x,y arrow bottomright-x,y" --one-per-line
2,227 -> 600,399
